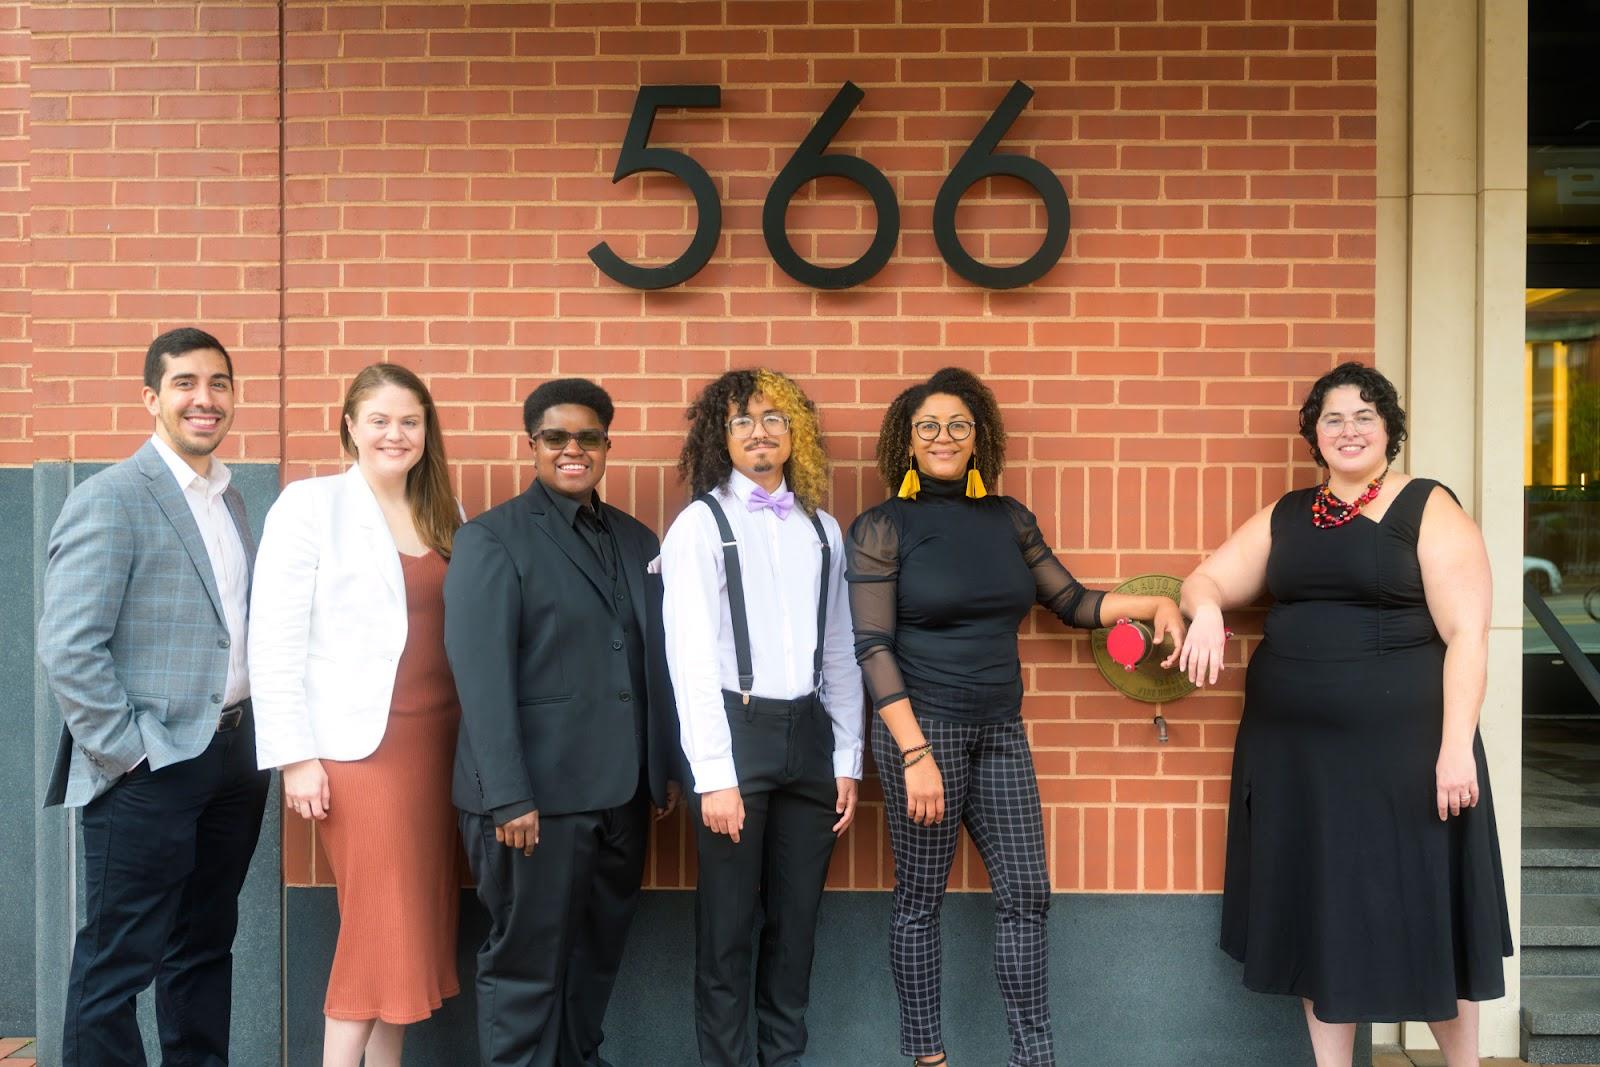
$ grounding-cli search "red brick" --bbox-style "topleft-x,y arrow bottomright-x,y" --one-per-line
22,0 -> 1376,898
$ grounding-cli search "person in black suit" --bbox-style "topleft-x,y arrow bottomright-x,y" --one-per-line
444,378 -> 681,1067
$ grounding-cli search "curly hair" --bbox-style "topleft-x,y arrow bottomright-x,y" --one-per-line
1296,361 -> 1407,468
677,368 -> 831,515
874,366 -> 1007,495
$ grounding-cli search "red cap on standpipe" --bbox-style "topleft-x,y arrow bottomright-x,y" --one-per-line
1105,618 -> 1152,672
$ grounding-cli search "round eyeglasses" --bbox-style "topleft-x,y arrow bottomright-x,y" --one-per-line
727,412 -> 791,439
1316,413 -> 1381,437
912,418 -> 975,442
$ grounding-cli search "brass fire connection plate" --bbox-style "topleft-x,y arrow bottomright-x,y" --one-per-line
1089,574 -> 1197,705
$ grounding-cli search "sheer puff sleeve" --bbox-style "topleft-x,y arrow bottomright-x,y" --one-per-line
1003,497 -> 1105,629
845,506 -> 910,711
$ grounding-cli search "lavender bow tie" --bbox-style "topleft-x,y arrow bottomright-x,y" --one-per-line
747,486 -> 794,519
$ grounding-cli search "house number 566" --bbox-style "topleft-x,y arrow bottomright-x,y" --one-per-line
587,80 -> 1071,291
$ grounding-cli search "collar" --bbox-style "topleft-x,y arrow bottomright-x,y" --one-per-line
535,478 -> 603,530
726,469 -> 789,508
150,434 -> 230,498
915,473 -> 967,501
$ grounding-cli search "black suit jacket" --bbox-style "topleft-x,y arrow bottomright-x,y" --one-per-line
444,481 -> 680,821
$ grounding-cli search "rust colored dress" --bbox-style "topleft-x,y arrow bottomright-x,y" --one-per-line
319,550 -> 462,1023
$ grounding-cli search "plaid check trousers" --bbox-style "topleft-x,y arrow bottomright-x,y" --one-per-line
872,715 -> 1055,1067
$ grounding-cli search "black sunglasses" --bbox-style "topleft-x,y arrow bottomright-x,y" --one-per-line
531,429 -> 609,451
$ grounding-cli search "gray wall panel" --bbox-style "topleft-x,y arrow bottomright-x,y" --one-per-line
286,888 -> 1367,1067
0,467 -> 35,1033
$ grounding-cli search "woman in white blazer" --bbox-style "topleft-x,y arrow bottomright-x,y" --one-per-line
250,363 -> 463,1067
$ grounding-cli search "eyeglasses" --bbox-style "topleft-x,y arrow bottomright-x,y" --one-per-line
727,412 -> 791,439
532,429 -> 610,451
912,418 -> 975,442
1316,413 -> 1382,437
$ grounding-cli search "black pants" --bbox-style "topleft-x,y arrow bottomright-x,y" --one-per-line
62,718 -> 270,1067
461,782 -> 650,1067
690,693 -> 839,1067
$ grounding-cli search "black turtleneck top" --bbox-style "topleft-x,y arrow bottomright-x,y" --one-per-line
845,474 -> 1105,724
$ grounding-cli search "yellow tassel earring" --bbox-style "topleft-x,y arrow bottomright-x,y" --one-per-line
897,457 -> 921,500
965,457 -> 987,499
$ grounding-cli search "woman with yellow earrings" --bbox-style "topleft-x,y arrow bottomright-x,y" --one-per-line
845,366 -> 1184,1067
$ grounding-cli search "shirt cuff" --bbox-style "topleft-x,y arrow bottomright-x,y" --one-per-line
870,689 -> 908,712
490,799 -> 538,826
833,747 -> 863,781
689,756 -> 739,794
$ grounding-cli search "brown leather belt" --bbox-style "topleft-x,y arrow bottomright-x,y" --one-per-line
217,698 -> 250,733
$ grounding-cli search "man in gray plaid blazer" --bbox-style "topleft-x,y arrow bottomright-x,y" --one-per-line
39,327 -> 270,1067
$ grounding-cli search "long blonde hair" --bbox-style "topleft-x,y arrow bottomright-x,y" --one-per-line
340,363 -> 461,558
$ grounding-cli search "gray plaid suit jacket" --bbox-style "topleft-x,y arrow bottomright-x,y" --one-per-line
39,440 -> 256,808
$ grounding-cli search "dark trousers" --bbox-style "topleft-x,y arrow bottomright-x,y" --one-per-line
461,782 -> 650,1067
872,716 -> 1054,1067
691,693 -> 839,1067
62,718 -> 270,1067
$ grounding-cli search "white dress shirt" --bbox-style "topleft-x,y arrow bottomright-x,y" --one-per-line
151,434 -> 249,705
661,471 -> 864,794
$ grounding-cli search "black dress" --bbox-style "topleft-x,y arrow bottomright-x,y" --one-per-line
1220,478 -> 1513,1022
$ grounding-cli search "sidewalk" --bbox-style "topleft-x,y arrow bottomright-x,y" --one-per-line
1374,1048 -> 1598,1067
0,1039 -> 32,1066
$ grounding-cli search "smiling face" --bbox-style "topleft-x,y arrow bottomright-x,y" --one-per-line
345,382 -> 427,484
531,402 -> 609,500
1315,384 -> 1390,478
141,347 -> 235,468
725,391 -> 793,491
909,392 -> 975,481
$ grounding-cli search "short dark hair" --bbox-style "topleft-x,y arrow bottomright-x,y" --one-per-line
523,378 -> 615,435
1297,361 -> 1407,467
144,327 -> 232,390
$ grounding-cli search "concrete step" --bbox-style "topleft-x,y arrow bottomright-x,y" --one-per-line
1523,894 -> 1600,947
1527,865 -> 1600,894
1525,826 -> 1600,869
1516,979 -> 1600,1062
1521,976 -> 1600,1064
1524,943 -> 1600,977
1523,1030 -> 1600,1065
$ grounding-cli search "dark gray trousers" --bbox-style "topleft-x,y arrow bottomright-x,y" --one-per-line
690,693 -> 839,1067
461,783 -> 650,1067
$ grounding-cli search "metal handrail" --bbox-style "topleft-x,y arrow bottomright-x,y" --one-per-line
1523,577 -> 1600,709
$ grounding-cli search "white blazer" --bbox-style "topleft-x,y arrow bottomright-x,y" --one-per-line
249,465 -> 409,769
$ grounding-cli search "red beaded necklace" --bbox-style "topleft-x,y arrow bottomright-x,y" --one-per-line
1311,467 -> 1389,528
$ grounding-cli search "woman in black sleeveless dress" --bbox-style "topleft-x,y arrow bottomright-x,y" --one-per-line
1178,363 -> 1512,1067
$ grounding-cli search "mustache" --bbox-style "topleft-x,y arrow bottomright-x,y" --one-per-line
744,438 -> 779,450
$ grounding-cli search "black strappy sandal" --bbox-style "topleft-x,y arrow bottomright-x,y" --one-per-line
912,1055 -> 948,1066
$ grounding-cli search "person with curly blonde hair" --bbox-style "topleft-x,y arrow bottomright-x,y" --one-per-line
662,368 -> 864,1067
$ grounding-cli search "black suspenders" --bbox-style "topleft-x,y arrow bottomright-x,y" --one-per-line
696,493 -> 830,705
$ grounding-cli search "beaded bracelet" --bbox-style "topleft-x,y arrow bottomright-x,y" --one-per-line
903,748 -> 932,769
900,741 -> 932,757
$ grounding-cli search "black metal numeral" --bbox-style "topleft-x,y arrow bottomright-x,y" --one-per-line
933,80 -> 1070,290
761,82 -> 900,290
588,85 -> 722,290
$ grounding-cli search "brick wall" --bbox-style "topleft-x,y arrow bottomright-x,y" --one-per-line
0,1 -> 26,463
18,0 -> 1377,894
27,0 -> 281,462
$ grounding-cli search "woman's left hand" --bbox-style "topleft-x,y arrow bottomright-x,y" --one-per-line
1435,744 -> 1479,820
1153,599 -> 1187,669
